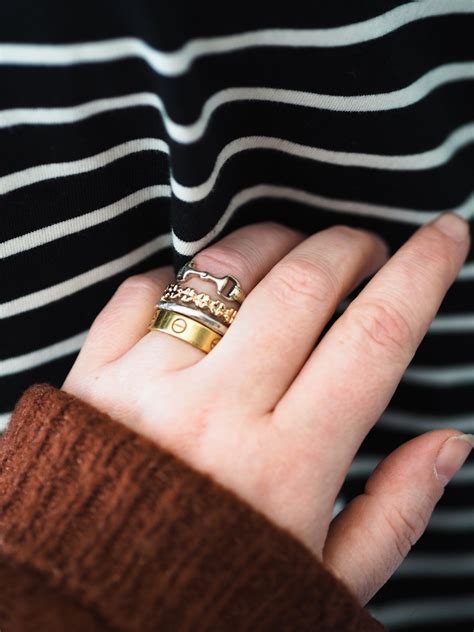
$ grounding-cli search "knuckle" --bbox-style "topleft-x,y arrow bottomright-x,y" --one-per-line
329,224 -> 368,240
347,300 -> 416,359
383,502 -> 427,559
269,257 -> 338,308
427,229 -> 455,261
237,221 -> 307,252
409,232 -> 458,279
255,220 -> 305,241
258,220 -> 291,231
329,224 -> 388,258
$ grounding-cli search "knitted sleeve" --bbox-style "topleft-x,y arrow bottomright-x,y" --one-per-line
0,384 -> 385,631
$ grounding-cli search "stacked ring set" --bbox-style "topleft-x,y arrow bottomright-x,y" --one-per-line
148,259 -> 246,353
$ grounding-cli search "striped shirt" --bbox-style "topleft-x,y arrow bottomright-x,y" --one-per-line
1,1 -> 473,628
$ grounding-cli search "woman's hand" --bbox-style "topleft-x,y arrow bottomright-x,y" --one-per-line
63,215 -> 472,605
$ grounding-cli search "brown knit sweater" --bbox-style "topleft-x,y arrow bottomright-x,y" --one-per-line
0,384 -> 385,631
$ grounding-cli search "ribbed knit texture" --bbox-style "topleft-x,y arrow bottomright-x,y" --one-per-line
0,384 -> 385,631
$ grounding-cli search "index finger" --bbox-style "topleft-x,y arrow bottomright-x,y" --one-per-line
274,213 -> 470,485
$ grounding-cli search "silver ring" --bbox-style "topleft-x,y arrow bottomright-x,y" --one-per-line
176,259 -> 246,304
156,300 -> 229,336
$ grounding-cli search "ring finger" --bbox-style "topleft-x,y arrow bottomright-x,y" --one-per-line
125,222 -> 305,372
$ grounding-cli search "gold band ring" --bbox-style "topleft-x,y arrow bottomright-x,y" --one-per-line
156,300 -> 229,336
149,309 -> 222,353
149,259 -> 244,354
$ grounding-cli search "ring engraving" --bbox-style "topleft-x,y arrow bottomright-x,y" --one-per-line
171,318 -> 187,333
149,309 -> 222,354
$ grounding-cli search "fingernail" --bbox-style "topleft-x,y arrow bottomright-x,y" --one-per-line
432,213 -> 470,243
434,433 -> 474,486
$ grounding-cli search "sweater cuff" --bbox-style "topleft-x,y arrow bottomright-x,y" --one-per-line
0,384 -> 384,631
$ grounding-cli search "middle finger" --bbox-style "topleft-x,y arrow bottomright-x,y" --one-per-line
201,225 -> 388,413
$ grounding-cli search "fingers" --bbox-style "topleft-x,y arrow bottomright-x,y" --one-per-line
323,430 -> 474,605
126,222 -> 304,372
69,267 -> 174,371
275,213 -> 470,482
202,225 -> 388,413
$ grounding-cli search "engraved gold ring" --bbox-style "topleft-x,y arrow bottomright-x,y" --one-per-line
149,258 -> 245,353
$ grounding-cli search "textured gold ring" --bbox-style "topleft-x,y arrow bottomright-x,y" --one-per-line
149,309 -> 222,353
161,283 -> 238,325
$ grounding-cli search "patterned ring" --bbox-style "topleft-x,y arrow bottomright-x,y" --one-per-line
160,283 -> 238,326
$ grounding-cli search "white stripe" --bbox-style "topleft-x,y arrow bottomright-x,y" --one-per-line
458,260 -> 474,280
3,90 -> 472,199
380,409 -> 474,433
404,363 -> 474,386
370,595 -> 474,628
0,233 -> 172,319
0,138 -> 169,195
1,2 -> 473,74
395,553 -> 474,577
348,455 -> 384,477
2,62 -> 474,144
0,412 -> 11,432
0,92 -> 186,145
0,92 -> 161,129
429,313 -> 474,333
0,185 -> 171,260
171,123 -> 474,202
3,140 -> 474,302
170,62 -> 474,143
3,95 -> 473,199
171,183 -> 474,256
0,331 -> 87,377
348,455 -> 474,483
428,507 -> 474,531
332,497 -> 346,518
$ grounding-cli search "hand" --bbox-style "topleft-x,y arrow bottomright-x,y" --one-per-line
63,215 -> 472,605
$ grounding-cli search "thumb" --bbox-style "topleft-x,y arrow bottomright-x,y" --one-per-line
323,430 -> 474,605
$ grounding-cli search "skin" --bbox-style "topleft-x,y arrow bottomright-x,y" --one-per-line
64,215 -> 470,605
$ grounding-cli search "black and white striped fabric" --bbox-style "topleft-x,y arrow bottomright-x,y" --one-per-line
1,1 -> 473,628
